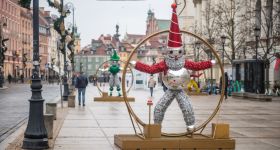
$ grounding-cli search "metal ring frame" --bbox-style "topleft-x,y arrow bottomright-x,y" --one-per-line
95,60 -> 134,96
121,30 -> 225,137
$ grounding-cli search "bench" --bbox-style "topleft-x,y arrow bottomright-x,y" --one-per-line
44,114 -> 54,139
232,92 -> 272,102
46,96 -> 60,120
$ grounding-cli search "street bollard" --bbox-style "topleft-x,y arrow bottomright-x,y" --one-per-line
68,95 -> 76,107
147,98 -> 153,125
44,114 -> 54,139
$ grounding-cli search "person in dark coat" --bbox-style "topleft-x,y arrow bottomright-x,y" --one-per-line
8,74 -> 12,84
220,72 -> 229,99
75,72 -> 88,106
162,80 -> 167,92
20,74 -> 24,83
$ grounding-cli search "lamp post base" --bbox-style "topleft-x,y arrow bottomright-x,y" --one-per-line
22,138 -> 49,149
0,73 -> 4,88
63,83 -> 69,101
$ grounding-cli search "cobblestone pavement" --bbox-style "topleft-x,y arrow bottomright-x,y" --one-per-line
52,84 -> 280,150
0,83 -> 60,142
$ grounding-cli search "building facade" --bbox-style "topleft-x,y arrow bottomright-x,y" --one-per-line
0,0 -> 22,78
20,7 -> 32,78
74,44 -> 109,77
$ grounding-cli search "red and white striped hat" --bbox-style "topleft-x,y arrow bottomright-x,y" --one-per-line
168,3 -> 182,49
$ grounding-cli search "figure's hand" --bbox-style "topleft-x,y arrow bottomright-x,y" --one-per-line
211,60 -> 216,65
130,61 -> 136,67
99,68 -> 109,72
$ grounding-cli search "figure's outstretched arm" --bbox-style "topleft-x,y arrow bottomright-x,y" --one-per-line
133,61 -> 166,74
185,60 -> 212,71
190,72 -> 203,78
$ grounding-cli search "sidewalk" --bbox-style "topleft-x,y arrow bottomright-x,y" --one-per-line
53,85 -> 280,150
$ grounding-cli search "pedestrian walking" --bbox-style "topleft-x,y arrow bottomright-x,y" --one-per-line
162,80 -> 167,92
56,75 -> 60,85
75,72 -> 88,106
93,76 -> 97,86
126,79 -> 129,87
220,72 -> 229,99
20,74 -> 24,83
148,76 -> 156,97
8,74 -> 12,84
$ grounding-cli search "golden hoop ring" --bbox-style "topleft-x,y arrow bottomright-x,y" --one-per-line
95,60 -> 134,96
121,30 -> 225,137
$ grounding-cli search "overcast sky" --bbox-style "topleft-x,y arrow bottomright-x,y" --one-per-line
41,0 -> 177,47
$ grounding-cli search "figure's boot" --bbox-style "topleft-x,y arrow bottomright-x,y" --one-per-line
187,125 -> 195,137
109,87 -> 113,96
117,86 -> 121,97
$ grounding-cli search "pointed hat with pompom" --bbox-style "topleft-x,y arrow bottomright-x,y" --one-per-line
168,3 -> 182,49
110,50 -> 120,61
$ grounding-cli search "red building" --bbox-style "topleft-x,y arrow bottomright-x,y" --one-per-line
0,0 -> 22,78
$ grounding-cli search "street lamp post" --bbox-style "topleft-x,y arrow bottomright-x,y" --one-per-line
0,17 -> 7,88
48,0 -> 71,101
221,35 -> 226,66
22,0 -> 49,149
254,26 -> 261,93
206,39 -> 215,95
194,41 -> 201,86
66,2 -> 76,84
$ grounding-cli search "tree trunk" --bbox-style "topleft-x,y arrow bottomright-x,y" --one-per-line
265,61 -> 270,91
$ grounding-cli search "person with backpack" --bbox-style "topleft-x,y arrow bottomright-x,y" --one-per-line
75,72 -> 88,106
148,75 -> 156,97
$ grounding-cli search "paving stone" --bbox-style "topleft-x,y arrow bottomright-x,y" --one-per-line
62,120 -> 99,128
53,85 -> 280,150
58,127 -> 105,138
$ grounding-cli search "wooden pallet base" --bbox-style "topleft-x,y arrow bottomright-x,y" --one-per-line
114,134 -> 235,150
94,96 -> 135,102
186,92 -> 208,96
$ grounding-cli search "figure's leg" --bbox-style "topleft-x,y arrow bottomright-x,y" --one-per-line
78,88 -> 81,105
154,89 -> 176,124
175,90 -> 195,129
117,85 -> 121,96
150,87 -> 153,97
109,87 -> 113,96
82,88 -> 86,105
109,75 -> 114,96
115,75 -> 121,96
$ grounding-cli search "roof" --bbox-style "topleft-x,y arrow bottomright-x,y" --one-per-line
156,19 -> 170,31
125,33 -> 145,39
149,40 -> 163,49
39,11 -> 49,27
122,42 -> 134,49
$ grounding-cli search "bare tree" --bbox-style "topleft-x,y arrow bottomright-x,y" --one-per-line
201,0 -> 220,44
212,0 -> 251,63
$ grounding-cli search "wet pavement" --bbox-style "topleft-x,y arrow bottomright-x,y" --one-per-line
0,83 -> 60,142
54,84 -> 280,150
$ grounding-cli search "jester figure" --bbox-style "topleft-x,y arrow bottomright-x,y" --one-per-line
131,3 -> 214,132
108,50 -> 122,96
187,72 -> 203,93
